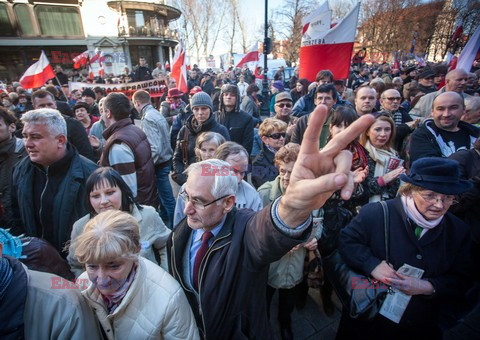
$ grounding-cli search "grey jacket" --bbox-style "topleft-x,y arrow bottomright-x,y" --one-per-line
140,104 -> 173,165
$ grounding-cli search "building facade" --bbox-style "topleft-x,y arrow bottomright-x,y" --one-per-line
0,0 -> 181,82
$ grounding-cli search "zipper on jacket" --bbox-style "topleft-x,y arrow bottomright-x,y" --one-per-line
198,233 -> 232,336
38,168 -> 49,238
171,233 -> 193,293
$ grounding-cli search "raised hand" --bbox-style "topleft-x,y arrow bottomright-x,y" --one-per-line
278,104 -> 375,227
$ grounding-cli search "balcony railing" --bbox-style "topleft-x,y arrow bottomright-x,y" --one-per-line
118,24 -> 178,40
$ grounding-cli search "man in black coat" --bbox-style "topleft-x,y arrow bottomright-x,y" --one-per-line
214,84 -> 254,154
409,92 -> 479,165
134,57 -> 153,81
167,107 -> 375,339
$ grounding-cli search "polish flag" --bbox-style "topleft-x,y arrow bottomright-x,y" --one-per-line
19,51 -> 55,89
236,43 -> 259,68
89,48 -> 102,64
456,24 -> 480,72
88,65 -> 94,79
98,51 -> 105,78
170,40 -> 188,93
165,60 -> 170,71
302,1 -> 331,37
73,50 -> 89,69
299,2 -> 360,81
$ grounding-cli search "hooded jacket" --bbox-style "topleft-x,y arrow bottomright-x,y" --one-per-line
172,112 -> 230,185
409,119 -> 479,164
214,85 -> 255,154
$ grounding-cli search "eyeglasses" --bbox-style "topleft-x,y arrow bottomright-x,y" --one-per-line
276,103 -> 292,108
417,192 -> 458,205
178,190 -> 230,210
267,132 -> 286,139
383,97 -> 402,101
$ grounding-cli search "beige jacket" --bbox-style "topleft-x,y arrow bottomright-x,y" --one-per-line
68,205 -> 170,277
24,266 -> 102,340
79,257 -> 199,340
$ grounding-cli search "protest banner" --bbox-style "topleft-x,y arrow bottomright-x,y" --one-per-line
69,79 -> 167,98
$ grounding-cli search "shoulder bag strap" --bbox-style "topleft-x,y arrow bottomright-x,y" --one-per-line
379,201 -> 389,264
181,128 -> 189,166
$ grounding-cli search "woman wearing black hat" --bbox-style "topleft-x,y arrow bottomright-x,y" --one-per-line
74,101 -> 98,134
336,157 -> 474,339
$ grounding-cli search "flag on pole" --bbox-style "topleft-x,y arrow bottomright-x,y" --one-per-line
299,2 -> 360,81
236,43 -> 259,68
165,60 -> 170,71
98,51 -> 105,78
302,1 -> 331,37
73,50 -> 89,69
456,24 -> 480,72
89,48 -> 102,64
170,40 -> 188,93
88,65 -> 95,79
19,51 -> 55,89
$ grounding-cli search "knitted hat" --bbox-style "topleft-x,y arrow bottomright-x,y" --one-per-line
81,87 -> 96,99
400,157 -> 473,195
168,87 -> 183,98
272,80 -> 284,92
190,92 -> 213,111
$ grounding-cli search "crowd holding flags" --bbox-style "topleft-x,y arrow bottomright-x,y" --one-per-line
170,39 -> 188,93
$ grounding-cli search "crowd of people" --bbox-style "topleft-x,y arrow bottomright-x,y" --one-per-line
0,55 -> 480,340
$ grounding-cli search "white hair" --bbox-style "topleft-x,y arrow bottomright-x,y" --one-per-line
21,109 -> 67,137
185,159 -> 238,200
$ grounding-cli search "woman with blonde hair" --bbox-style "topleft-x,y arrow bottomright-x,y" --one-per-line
73,210 -> 199,339
360,113 -> 405,202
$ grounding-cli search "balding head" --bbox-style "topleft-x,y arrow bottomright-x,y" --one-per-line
432,91 -> 465,132
445,69 -> 468,93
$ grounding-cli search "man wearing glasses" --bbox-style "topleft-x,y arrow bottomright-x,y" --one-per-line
167,107 -> 375,339
272,92 -> 297,141
380,88 -> 419,151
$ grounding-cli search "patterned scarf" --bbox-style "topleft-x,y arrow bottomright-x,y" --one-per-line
0,257 -> 13,300
100,263 -> 137,315
349,140 -> 368,171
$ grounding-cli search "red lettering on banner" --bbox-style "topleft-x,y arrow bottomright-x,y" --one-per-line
51,51 -> 62,64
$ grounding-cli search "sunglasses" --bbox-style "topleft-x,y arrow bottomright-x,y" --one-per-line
267,132 -> 286,139
276,102 -> 292,108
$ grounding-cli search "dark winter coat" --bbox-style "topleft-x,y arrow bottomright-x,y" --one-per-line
172,113 -> 230,185
167,205 -> 311,339
215,86 -> 255,154
338,198 -> 472,337
251,143 -> 278,189
11,144 -> 97,254
409,119 -> 479,165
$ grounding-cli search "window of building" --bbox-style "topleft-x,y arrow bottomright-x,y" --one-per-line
35,5 -> 83,36
0,3 -> 14,36
14,4 -> 35,36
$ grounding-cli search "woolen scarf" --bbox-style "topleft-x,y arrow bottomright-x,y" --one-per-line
364,140 -> 397,202
401,195 -> 443,238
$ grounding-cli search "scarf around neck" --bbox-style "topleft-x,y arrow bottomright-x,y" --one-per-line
401,195 -> 443,238
100,262 -> 137,314
364,140 -> 397,202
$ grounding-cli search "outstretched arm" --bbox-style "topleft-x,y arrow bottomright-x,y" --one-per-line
278,104 -> 375,227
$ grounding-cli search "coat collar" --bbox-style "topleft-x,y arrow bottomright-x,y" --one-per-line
103,118 -> 133,140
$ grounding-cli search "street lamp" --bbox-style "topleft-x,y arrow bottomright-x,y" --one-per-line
261,0 -> 270,117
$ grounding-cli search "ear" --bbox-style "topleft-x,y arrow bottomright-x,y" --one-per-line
8,123 -> 16,134
260,135 -> 269,144
223,195 -> 236,213
57,134 -> 67,146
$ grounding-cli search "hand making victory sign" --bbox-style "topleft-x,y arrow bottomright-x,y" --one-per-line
278,104 -> 375,227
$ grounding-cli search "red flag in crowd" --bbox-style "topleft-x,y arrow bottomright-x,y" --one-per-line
19,51 -> 55,89
89,48 -> 102,64
236,43 -> 259,68
165,61 -> 170,71
170,40 -> 188,93
456,24 -> 480,72
98,50 -> 105,78
72,50 -> 89,69
299,2 -> 360,81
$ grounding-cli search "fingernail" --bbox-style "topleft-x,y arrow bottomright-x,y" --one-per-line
343,190 -> 351,197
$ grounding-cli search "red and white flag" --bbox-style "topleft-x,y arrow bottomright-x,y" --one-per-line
88,65 -> 95,79
299,2 -> 360,81
165,60 -> 170,71
170,40 -> 188,93
456,24 -> 480,72
89,48 -> 102,64
98,50 -> 105,78
236,43 -> 259,68
73,50 -> 89,69
19,51 -> 55,89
